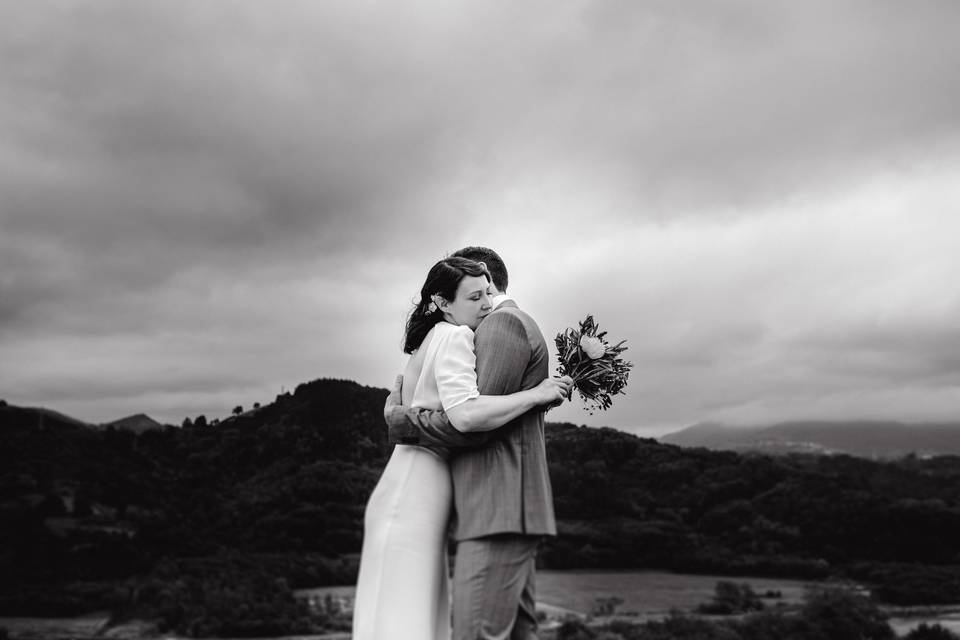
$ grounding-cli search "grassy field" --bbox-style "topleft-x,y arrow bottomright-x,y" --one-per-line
9,571 -> 955,638
297,569 -> 821,625
0,613 -> 110,640
536,569 -> 818,617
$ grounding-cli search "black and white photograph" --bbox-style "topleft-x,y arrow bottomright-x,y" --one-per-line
2,1 -> 960,639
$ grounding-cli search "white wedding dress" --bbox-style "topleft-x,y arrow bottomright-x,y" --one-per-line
352,322 -> 480,640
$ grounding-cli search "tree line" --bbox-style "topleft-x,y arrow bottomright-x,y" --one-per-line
3,379 -> 960,635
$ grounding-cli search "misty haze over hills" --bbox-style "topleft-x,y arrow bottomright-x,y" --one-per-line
660,420 -> 960,458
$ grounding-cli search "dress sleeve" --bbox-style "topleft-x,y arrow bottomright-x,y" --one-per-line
434,325 -> 481,411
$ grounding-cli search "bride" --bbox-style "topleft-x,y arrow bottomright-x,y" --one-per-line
352,256 -> 571,639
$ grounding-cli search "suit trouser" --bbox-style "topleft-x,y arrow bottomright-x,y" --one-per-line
451,534 -> 541,640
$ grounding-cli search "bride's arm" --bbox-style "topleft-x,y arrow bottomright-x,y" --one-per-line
384,376 -> 485,448
384,372 -> 569,442
446,378 -> 568,432
439,321 -> 569,433
384,319 -> 569,445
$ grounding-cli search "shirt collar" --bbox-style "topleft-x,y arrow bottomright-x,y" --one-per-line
492,293 -> 514,309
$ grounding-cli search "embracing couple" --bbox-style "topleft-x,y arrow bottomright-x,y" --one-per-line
352,246 -> 573,639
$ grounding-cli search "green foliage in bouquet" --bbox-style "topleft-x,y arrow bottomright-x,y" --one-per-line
555,315 -> 632,412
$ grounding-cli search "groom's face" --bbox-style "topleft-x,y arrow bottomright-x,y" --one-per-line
442,275 -> 493,330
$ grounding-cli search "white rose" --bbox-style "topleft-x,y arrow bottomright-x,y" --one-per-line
579,335 -> 606,359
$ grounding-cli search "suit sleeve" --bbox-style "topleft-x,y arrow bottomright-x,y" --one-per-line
474,311 -> 530,396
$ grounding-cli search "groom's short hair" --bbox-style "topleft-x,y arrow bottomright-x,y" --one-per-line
452,246 -> 508,293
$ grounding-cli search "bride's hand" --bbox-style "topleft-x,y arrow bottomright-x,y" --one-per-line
533,375 -> 573,407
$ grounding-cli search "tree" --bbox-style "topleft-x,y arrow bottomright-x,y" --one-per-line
182,418 -> 193,429
697,581 -> 764,615
194,415 -> 207,428
802,588 -> 895,640
253,402 -> 261,410
906,624 -> 960,640
591,596 -> 624,617
556,619 -> 595,640
233,406 -> 243,417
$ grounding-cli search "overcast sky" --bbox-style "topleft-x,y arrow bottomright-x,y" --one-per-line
2,1 -> 959,436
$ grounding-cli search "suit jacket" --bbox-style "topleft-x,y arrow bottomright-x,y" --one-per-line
383,301 -> 557,541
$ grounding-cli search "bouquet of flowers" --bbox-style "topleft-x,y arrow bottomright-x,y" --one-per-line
555,315 -> 632,412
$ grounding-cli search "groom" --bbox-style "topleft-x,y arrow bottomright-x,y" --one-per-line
383,245 -> 556,640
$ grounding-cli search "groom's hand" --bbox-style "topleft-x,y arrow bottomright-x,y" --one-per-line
384,375 -> 419,445
384,374 -> 403,412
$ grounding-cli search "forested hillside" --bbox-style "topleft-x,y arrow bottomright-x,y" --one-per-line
3,379 -> 960,634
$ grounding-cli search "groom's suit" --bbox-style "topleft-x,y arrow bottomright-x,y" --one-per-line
384,298 -> 556,639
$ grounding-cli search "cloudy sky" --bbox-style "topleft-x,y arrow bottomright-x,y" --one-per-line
2,1 -> 959,436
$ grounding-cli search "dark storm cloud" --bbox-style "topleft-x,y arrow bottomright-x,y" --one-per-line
792,319 -> 960,386
0,4 -> 415,341
2,1 -> 960,428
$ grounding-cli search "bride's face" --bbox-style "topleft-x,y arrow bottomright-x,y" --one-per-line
441,275 -> 493,329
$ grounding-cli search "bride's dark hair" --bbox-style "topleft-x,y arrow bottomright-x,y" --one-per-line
403,257 -> 490,354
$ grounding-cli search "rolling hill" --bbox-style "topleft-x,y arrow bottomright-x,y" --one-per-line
99,413 -> 167,433
4,379 -> 960,623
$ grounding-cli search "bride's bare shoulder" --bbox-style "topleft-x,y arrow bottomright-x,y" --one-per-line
411,325 -> 438,354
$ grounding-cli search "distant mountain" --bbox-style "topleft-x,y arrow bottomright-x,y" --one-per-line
0,404 -> 94,431
657,421 -> 758,449
660,420 -> 960,457
100,413 -> 166,433
0,405 -> 165,434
